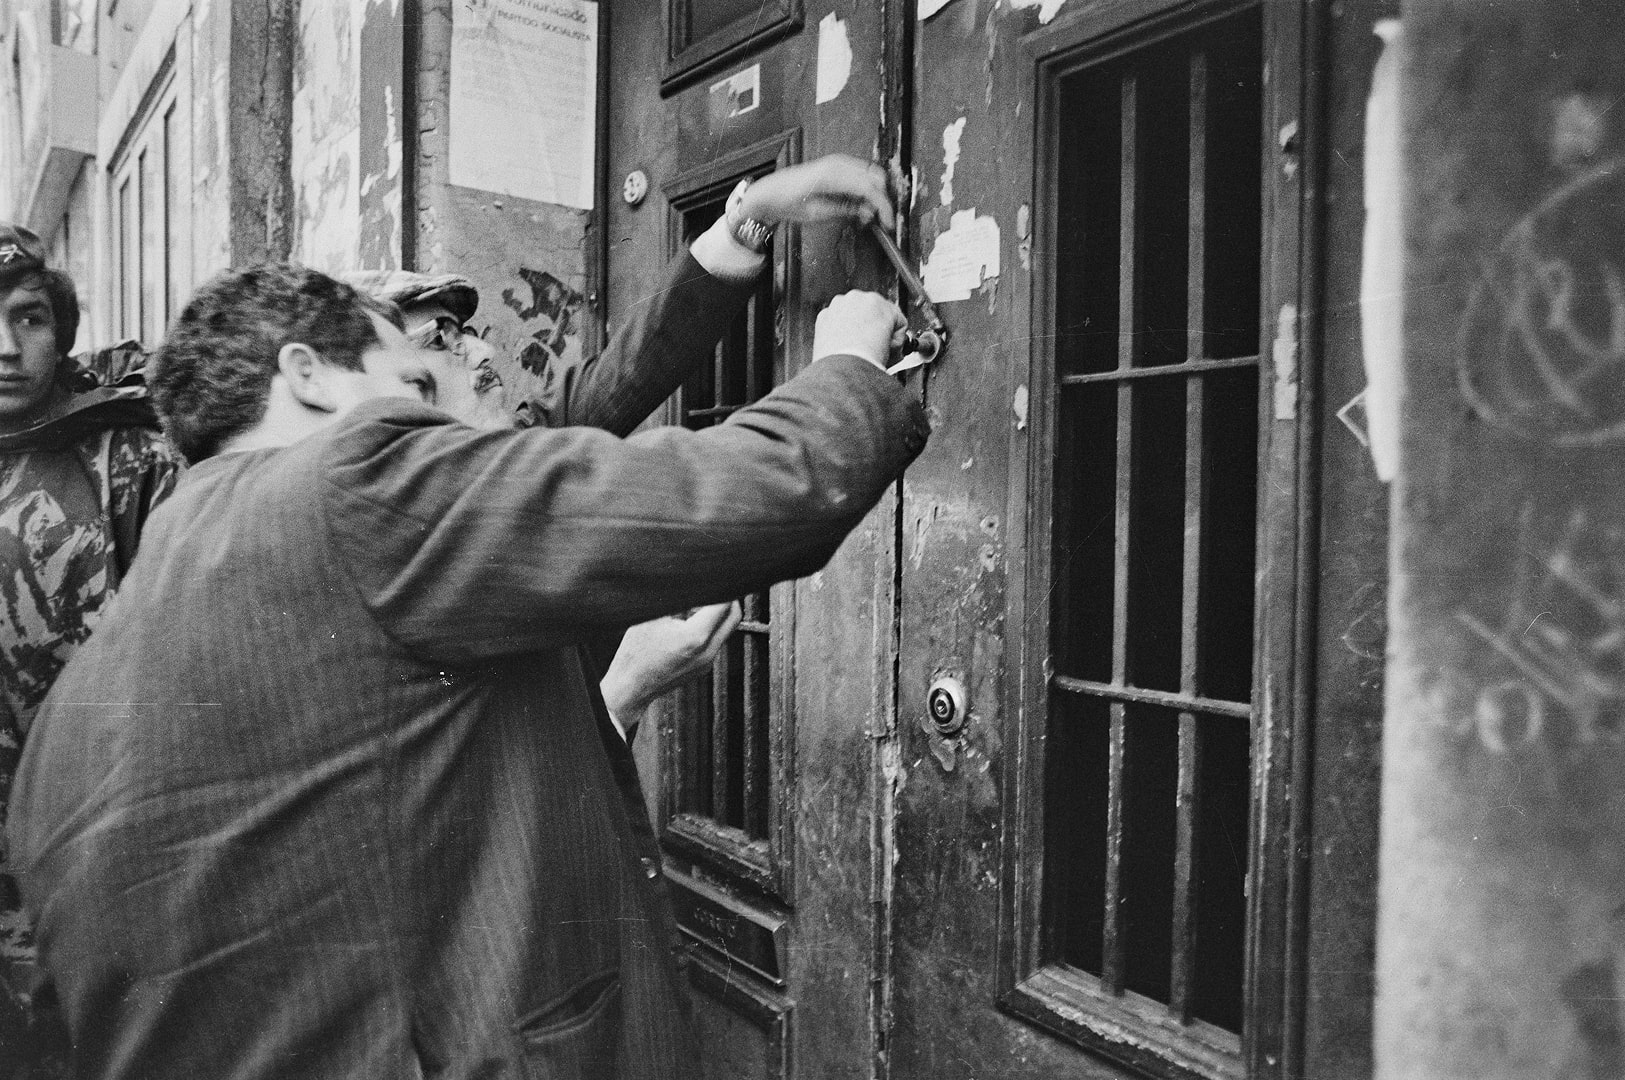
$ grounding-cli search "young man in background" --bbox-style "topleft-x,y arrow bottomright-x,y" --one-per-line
0,223 -> 182,1075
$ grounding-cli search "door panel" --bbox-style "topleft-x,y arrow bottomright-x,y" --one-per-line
887,2 -> 1304,1080
608,2 -> 1312,1079
603,4 -> 893,1079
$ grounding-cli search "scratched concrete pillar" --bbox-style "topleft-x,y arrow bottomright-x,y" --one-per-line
1377,3 -> 1625,1078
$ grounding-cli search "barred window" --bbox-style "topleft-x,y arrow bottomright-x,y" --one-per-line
1007,7 -> 1269,1078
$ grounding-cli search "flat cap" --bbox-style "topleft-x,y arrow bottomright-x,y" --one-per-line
342,269 -> 480,325
0,222 -> 46,278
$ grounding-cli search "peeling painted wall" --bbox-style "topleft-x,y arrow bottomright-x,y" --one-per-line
290,0 -> 404,273
414,0 -> 590,412
292,0 -> 364,272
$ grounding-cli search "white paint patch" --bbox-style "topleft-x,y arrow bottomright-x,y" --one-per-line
940,117 -> 967,207
919,0 -> 956,18
1359,19 -> 1403,480
1013,385 -> 1029,430
1552,92 -> 1607,167
1273,303 -> 1299,421
1007,0 -> 1068,24
922,208 -> 1001,303
815,12 -> 851,104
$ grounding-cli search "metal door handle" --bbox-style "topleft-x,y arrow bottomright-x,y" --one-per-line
868,220 -> 949,367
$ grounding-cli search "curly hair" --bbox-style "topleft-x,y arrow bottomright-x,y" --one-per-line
150,264 -> 401,463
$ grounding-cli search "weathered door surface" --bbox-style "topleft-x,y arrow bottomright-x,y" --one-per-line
605,1 -> 1324,1079
603,4 -> 897,1079
882,2 -> 1310,1080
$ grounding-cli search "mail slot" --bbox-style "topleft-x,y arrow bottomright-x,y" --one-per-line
667,867 -> 788,988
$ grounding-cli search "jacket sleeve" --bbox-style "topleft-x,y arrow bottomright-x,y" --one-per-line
322,355 -> 929,665
523,252 -> 759,436
107,426 -> 185,580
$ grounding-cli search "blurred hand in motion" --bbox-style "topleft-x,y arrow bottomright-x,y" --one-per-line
600,601 -> 744,739
738,154 -> 895,231
812,291 -> 909,370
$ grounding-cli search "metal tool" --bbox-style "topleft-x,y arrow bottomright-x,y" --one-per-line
868,220 -> 948,366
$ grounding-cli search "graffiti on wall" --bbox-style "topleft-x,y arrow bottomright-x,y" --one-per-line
501,268 -> 584,374
1452,509 -> 1625,755
1458,160 -> 1625,445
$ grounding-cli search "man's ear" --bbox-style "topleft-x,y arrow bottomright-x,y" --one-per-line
276,343 -> 340,413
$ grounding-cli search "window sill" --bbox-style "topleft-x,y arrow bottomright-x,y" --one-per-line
999,965 -> 1242,1080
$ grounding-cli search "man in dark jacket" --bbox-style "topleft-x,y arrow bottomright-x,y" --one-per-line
9,156 -> 926,1079
345,268 -> 743,742
0,224 -> 181,1075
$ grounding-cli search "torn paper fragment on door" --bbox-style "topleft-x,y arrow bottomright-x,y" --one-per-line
919,0 -> 956,19
1359,19 -> 1403,482
940,118 -> 967,206
815,12 -> 851,104
1007,0 -> 1069,24
923,210 -> 1001,303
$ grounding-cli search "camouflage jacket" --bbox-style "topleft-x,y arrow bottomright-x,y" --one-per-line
0,381 -> 181,1003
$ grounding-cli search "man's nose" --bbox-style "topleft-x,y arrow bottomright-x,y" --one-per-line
0,322 -> 17,360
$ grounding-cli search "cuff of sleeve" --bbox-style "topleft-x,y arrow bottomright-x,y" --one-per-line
690,216 -> 768,282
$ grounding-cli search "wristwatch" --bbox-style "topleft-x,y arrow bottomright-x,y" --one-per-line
725,178 -> 774,254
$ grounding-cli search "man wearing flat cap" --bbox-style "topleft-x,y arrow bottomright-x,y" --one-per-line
346,269 -> 743,739
0,223 -> 181,1073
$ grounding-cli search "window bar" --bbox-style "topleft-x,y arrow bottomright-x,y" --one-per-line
1101,71 -> 1139,996
685,671 -> 715,814
712,643 -> 735,825
712,338 -> 728,415
685,404 -> 740,422
1170,48 -> 1210,1022
1059,355 -> 1259,386
1052,675 -> 1249,721
741,595 -> 768,838
744,296 -> 762,402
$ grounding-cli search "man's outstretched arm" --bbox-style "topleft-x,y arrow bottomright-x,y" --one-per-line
523,155 -> 893,436
324,291 -> 921,666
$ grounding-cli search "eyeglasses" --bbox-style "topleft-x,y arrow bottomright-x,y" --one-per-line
406,315 -> 469,359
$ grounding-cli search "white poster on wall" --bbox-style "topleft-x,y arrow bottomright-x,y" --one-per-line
449,0 -> 598,210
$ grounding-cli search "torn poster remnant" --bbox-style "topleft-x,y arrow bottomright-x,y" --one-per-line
923,209 -> 1001,303
919,0 -> 956,19
1007,0 -> 1068,23
815,12 -> 851,104
940,117 -> 967,207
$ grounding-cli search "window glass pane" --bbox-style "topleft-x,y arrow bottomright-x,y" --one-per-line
1131,44 -> 1190,370
1042,690 -> 1110,973
1056,71 -> 1121,378
1202,11 -> 1263,360
1124,377 -> 1186,691
162,102 -> 176,331
1193,714 -> 1250,1030
1119,704 -> 1178,1002
117,176 -> 133,340
1197,367 -> 1259,703
1053,383 -> 1117,682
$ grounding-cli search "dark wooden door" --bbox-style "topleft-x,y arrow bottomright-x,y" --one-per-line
602,4 -> 898,1079
604,1 -> 1317,1079
882,3 -> 1312,1080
